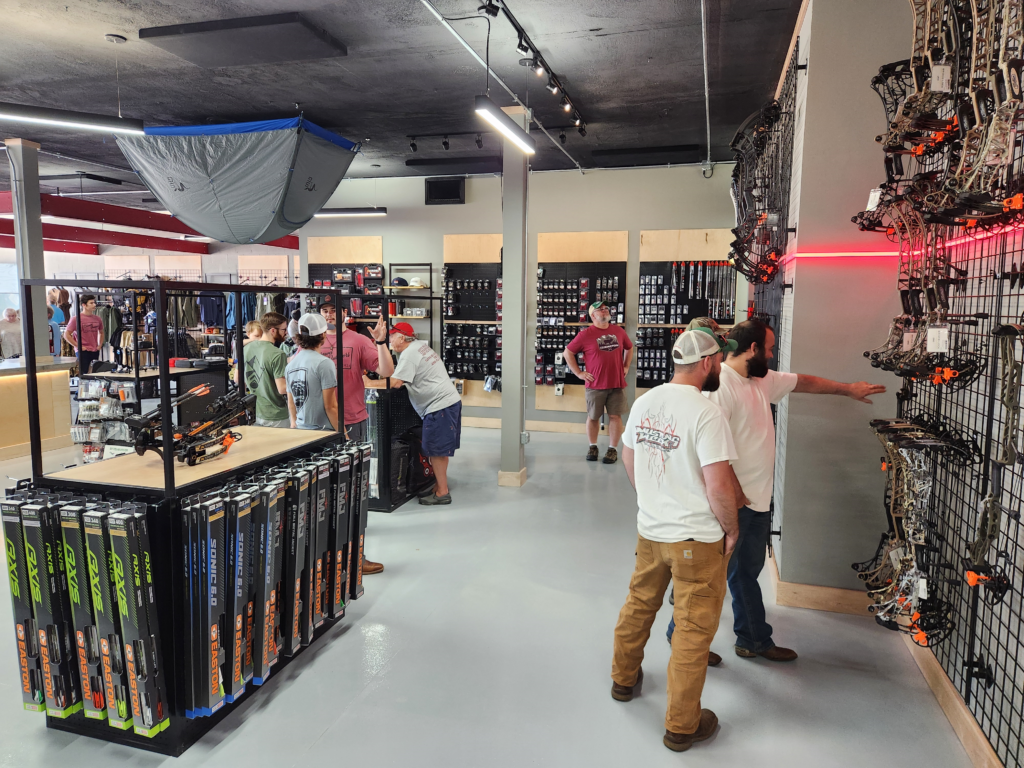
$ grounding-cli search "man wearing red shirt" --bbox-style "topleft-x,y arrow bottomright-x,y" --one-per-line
564,301 -> 634,464
63,294 -> 104,375
337,307 -> 394,440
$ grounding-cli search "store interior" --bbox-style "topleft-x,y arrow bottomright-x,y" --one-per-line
0,0 -> 1018,766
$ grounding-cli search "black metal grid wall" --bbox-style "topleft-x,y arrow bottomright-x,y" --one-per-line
891,227 -> 1024,766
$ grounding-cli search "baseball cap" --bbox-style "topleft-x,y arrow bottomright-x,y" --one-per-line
389,321 -> 416,337
297,312 -> 329,336
391,277 -> 409,286
672,327 -> 738,364
589,301 -> 608,311
686,317 -> 720,332
409,277 -> 427,288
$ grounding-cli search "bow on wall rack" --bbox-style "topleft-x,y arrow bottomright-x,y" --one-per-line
854,3 -> 1024,765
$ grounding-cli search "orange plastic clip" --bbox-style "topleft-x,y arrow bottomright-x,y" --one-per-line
221,432 -> 236,454
881,461 -> 888,471
1004,193 -> 1024,211
965,571 -> 990,588
913,630 -> 928,646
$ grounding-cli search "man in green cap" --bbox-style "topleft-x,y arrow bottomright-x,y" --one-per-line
564,301 -> 634,464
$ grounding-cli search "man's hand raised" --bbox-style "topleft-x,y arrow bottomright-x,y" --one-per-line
369,316 -> 388,342
844,381 -> 887,404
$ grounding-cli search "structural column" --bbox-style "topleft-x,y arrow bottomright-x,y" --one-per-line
5,138 -> 49,357
498,106 -> 529,487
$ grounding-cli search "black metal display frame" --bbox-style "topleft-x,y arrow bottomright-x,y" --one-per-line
17,278 -> 351,755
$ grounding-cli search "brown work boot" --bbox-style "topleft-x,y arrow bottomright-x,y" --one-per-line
735,645 -> 798,662
610,668 -> 643,702
362,559 -> 384,575
707,651 -> 722,667
664,708 -> 718,752
602,447 -> 618,464
586,445 -> 599,461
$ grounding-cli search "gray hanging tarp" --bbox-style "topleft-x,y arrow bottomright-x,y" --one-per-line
117,118 -> 358,244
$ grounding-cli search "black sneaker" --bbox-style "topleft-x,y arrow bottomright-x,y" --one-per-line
602,447 -> 618,464
586,445 -> 599,462
419,493 -> 452,506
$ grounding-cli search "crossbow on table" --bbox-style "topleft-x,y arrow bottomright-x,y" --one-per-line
125,384 -> 257,466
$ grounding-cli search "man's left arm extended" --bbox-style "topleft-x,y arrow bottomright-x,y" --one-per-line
793,374 -> 887,403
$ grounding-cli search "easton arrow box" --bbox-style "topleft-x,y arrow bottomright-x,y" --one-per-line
326,450 -> 352,621
246,481 -> 282,685
1,499 -> 45,712
196,495 -> 226,717
223,493 -> 252,703
82,510 -> 133,730
59,505 -> 106,720
280,468 -> 309,657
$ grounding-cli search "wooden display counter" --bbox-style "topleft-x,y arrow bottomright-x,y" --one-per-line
47,425 -> 339,492
0,356 -> 76,460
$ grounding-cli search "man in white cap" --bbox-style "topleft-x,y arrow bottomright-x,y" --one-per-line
610,326 -> 741,754
284,313 -> 339,431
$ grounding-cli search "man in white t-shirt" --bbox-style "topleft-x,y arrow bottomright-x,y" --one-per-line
687,318 -> 885,663
610,327 -> 742,754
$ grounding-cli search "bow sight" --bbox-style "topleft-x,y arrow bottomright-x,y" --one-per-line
126,384 -> 257,466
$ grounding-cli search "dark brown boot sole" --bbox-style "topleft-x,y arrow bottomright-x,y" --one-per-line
664,710 -> 718,752
610,669 -> 643,702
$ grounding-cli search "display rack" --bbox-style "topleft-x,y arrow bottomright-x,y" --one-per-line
365,386 -> 429,512
12,278 -> 364,756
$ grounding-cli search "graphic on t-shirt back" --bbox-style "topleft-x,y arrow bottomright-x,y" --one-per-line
596,333 -> 620,352
635,405 -> 680,484
245,357 -> 265,393
288,369 -> 309,408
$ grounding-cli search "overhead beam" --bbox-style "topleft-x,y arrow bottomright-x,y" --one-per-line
0,217 -> 208,253
0,192 -> 300,249
0,235 -> 98,254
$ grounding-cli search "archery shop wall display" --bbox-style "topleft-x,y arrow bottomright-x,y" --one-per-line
309,264 -> 385,318
847,6 -> 1024,765
637,261 -> 736,326
443,262 -> 502,383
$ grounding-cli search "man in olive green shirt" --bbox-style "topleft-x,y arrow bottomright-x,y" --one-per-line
242,312 -> 290,427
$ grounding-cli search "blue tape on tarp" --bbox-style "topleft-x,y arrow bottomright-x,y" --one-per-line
144,117 -> 356,151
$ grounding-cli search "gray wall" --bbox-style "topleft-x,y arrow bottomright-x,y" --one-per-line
775,0 -> 909,588
301,165 -> 739,424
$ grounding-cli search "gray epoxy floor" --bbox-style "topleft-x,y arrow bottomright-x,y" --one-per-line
0,429 -> 970,767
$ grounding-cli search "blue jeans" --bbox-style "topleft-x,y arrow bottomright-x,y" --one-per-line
666,507 -> 774,652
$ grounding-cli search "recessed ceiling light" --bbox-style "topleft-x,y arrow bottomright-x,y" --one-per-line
315,207 -> 388,218
105,34 -> 127,44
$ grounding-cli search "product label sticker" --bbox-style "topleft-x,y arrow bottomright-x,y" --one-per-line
926,324 -> 950,353
902,330 -> 917,351
931,63 -> 952,92
889,546 -> 905,569
866,188 -> 883,211
683,550 -> 692,559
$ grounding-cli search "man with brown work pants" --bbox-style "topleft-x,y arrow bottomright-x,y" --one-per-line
611,327 -> 740,753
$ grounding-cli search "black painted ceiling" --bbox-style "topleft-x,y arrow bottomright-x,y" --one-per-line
0,0 -> 800,207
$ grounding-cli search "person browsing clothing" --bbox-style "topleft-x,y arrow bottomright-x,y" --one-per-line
285,313 -> 339,431
388,322 -> 462,505
238,312 -> 291,428
564,301 -> 634,464
611,327 -> 741,754
63,294 -> 103,375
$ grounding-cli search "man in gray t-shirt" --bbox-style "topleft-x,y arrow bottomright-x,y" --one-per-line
389,323 -> 462,506
285,313 -> 340,431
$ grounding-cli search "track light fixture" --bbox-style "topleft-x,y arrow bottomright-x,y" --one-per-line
410,137 -> 417,152
478,1 -> 499,17
516,35 -> 531,56
534,57 -> 545,76
561,97 -> 572,113
578,124 -> 587,138
475,133 -> 484,149
573,112 -> 581,127
559,131 -> 566,145
546,79 -> 559,95
442,135 -> 450,151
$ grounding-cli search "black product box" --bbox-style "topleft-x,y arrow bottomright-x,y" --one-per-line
348,444 -> 373,601
326,450 -> 353,620
223,493 -> 252,703
309,458 -> 332,632
59,505 -> 106,720
82,510 -> 133,730
1,499 -> 45,712
107,511 -> 169,737
21,502 -> 81,718
181,496 -> 196,719
246,482 -> 280,685
298,463 -> 318,647
197,496 -> 226,716
281,468 -> 309,656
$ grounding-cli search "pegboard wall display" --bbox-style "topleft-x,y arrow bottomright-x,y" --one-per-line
443,263 -> 501,322
634,328 -> 684,387
851,8 -> 1024,764
639,261 -> 736,326
443,323 -> 501,380
536,262 -> 627,325
308,263 -> 385,319
535,327 -> 585,387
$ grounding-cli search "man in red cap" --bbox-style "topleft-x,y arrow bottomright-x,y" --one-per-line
388,322 -> 462,505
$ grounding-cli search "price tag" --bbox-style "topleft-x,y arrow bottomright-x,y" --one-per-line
902,330 -> 917,351
926,324 -> 950,353
931,63 -> 952,92
918,577 -> 929,601
889,546 -> 905,568
867,188 -> 883,211
102,445 -> 135,459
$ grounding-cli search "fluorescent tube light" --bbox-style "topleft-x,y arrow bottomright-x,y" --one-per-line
314,207 -> 388,218
474,96 -> 536,155
0,102 -> 145,135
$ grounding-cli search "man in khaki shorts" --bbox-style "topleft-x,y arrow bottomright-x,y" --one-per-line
564,301 -> 634,464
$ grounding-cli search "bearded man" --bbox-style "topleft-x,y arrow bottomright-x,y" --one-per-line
671,318 -> 885,663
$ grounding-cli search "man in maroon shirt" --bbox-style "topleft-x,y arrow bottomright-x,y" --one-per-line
564,301 -> 634,464
63,294 -> 104,375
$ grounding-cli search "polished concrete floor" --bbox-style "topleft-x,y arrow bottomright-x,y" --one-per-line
0,429 -> 970,767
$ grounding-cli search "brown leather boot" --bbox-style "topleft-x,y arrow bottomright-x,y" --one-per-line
735,645 -> 798,662
610,668 -> 643,702
707,651 -> 722,667
362,559 -> 384,575
664,709 -> 718,752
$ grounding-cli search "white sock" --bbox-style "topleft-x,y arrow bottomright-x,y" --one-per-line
590,443 -> 598,448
